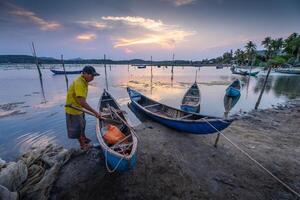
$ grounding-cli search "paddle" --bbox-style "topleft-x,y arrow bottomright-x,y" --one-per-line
65,104 -> 121,124
109,106 -> 138,139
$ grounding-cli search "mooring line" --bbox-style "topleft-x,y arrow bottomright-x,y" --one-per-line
203,118 -> 300,198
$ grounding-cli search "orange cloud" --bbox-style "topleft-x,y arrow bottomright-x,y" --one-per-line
102,16 -> 164,31
76,33 -> 97,41
10,7 -> 61,30
103,16 -> 195,49
125,48 -> 133,54
77,21 -> 107,29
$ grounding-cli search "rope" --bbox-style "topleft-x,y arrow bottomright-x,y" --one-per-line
202,118 -> 300,198
105,149 -> 124,173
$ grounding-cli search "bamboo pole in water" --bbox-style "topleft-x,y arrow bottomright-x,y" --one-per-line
32,42 -> 42,78
150,56 -> 153,94
61,54 -> 69,90
31,42 -> 46,102
104,54 -> 108,90
255,65 -> 272,109
171,53 -> 174,87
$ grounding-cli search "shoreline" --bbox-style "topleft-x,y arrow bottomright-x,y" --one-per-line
1,99 -> 299,199
50,99 -> 300,199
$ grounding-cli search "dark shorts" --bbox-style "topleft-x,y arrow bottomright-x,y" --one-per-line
66,113 -> 86,139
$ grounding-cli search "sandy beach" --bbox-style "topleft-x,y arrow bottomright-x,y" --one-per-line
48,100 -> 300,200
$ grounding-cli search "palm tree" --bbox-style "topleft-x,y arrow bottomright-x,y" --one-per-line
270,38 -> 284,56
262,37 -> 272,59
255,37 -> 285,109
234,49 -> 245,65
284,33 -> 298,57
245,41 -> 257,66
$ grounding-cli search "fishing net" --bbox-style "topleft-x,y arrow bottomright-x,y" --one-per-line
0,144 -> 83,200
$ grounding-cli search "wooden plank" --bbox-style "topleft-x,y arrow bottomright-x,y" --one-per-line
178,113 -> 193,119
184,96 -> 199,98
101,99 -> 113,102
144,103 -> 160,108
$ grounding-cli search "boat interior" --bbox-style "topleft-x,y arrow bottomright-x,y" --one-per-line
136,94 -> 209,120
231,80 -> 241,90
99,93 -> 133,154
182,85 -> 200,105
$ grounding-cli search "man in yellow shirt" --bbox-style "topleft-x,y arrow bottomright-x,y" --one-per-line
65,66 -> 101,150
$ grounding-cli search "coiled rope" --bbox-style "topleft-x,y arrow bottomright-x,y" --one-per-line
202,118 -> 300,198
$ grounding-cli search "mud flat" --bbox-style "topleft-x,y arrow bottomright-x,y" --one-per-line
49,100 -> 300,200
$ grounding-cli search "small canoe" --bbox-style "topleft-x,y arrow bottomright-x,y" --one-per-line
231,68 -> 247,76
225,79 -> 241,97
96,90 -> 138,172
239,70 -> 260,76
224,94 -> 240,113
50,69 -> 82,75
181,82 -> 201,113
231,68 -> 259,76
275,68 -> 300,75
127,87 -> 232,134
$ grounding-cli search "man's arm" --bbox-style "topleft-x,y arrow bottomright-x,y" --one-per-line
76,97 -> 101,118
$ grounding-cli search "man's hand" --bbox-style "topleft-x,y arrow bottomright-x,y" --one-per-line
95,112 -> 102,119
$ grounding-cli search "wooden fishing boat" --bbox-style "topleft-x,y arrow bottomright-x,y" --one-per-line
231,67 -> 247,76
50,69 -> 82,75
181,82 -> 201,113
216,65 -> 223,69
132,64 -> 147,69
275,68 -> 300,75
224,94 -> 240,114
127,87 -> 232,134
231,68 -> 259,76
225,79 -> 241,97
239,69 -> 260,76
96,90 -> 138,172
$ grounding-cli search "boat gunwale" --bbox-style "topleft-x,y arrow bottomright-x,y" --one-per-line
128,87 -> 231,123
96,90 -> 137,160
181,82 -> 201,107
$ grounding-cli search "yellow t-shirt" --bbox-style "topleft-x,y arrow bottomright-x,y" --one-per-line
65,76 -> 88,115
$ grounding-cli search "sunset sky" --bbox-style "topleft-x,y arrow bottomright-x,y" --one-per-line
0,0 -> 299,60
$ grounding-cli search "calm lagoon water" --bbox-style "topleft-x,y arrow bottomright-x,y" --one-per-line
1,64 -> 300,160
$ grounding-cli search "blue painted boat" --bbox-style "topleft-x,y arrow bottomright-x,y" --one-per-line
96,90 -> 138,172
50,69 -> 82,75
225,79 -> 241,97
131,64 -> 147,69
181,82 -> 201,113
127,87 -> 233,134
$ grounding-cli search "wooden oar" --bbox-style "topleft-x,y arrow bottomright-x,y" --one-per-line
110,106 -> 138,139
65,104 -> 121,124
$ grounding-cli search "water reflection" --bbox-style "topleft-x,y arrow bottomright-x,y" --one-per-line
254,75 -> 273,94
273,76 -> 300,99
1,65 -> 300,160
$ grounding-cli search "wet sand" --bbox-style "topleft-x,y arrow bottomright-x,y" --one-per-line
50,100 -> 300,200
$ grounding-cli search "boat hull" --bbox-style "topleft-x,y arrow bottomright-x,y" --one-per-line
128,88 -> 232,134
97,90 -> 138,173
50,69 -> 82,75
180,104 -> 200,113
275,69 -> 300,74
104,149 -> 137,172
226,87 -> 240,97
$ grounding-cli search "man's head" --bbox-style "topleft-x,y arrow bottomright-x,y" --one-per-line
82,65 -> 100,82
